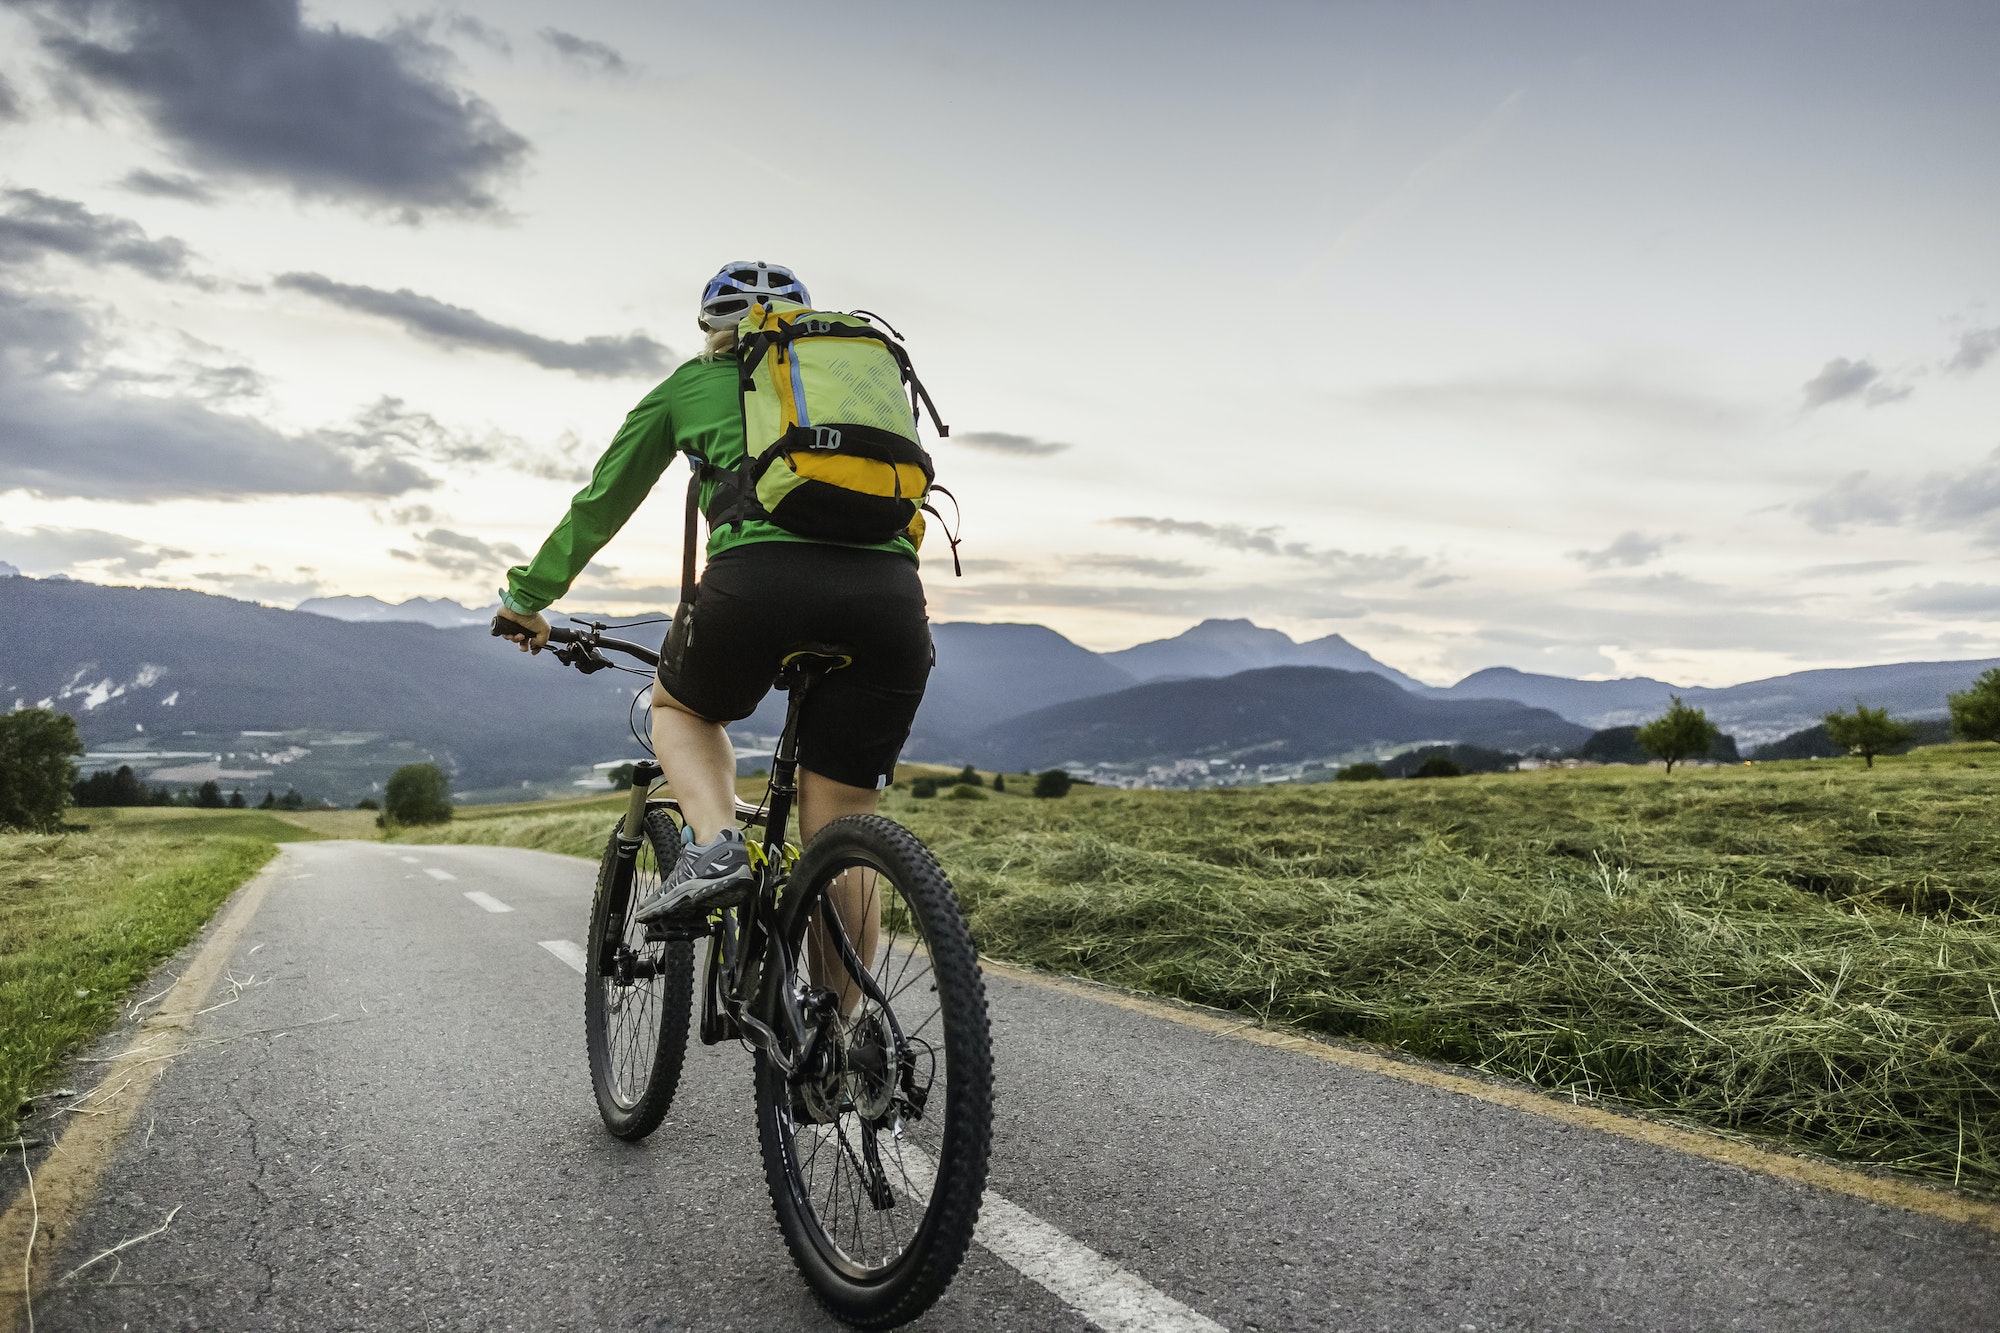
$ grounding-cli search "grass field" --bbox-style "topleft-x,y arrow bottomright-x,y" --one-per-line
402,746 -> 2000,1195
0,807 -> 326,1139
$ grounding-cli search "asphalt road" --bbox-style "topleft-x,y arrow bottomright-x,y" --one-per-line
31,842 -> 2000,1331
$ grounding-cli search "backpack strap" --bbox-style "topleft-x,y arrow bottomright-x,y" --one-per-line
922,485 -> 964,577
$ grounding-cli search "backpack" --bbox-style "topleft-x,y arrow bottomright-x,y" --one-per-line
701,301 -> 952,550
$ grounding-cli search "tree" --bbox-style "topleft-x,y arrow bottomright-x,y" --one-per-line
229,790 -> 247,808
74,764 -> 148,807
1033,769 -> 1073,799
197,779 -> 225,808
257,791 -> 276,810
356,797 -> 381,811
1412,755 -> 1462,779
605,762 -> 638,790
1822,703 -> 1916,768
992,773 -> 1006,793
1634,696 -> 1720,773
1334,763 -> 1385,782
1949,668 -> 2000,743
383,764 -> 452,825
955,764 -> 983,787
0,708 -> 84,831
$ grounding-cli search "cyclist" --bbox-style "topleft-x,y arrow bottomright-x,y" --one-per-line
493,262 -> 932,928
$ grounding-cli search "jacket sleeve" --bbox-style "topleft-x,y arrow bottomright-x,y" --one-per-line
500,386 -> 680,616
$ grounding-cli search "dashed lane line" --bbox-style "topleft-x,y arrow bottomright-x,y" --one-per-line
462,891 -> 513,914
423,867 -> 456,881
539,940 -> 587,974
973,1190 -> 1227,1333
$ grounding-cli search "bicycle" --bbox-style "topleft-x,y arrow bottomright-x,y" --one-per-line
496,617 -> 992,1329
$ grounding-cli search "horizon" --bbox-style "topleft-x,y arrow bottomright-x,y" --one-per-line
1,1 -> 1995,686
9,567 -> 1996,694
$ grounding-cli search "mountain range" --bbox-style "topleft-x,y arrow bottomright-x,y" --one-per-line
6,576 -> 1992,799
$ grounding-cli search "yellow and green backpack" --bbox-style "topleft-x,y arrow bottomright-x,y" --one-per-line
709,300 -> 951,555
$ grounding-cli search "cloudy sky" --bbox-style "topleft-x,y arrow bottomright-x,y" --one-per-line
1,0 -> 1996,686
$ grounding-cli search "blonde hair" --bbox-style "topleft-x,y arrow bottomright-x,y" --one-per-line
698,326 -> 738,361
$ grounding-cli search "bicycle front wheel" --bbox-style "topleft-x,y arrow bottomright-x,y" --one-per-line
584,808 -> 693,1140
755,814 -> 992,1329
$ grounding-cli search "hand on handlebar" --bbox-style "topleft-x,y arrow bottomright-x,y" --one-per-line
491,609 -> 551,653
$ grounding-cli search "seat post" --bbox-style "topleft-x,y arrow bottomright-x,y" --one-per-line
763,666 -> 816,840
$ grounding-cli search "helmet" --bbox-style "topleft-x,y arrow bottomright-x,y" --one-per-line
700,261 -> 810,331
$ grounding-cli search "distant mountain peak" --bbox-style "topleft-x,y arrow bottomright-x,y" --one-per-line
297,595 -> 498,628
1103,618 -> 1426,692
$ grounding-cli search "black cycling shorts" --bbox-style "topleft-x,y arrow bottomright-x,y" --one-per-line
655,542 -> 932,790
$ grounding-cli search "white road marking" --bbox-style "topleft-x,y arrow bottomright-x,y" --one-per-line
399,856 -> 421,864
424,867 -> 456,881
462,891 -> 513,914
882,1143 -> 1228,1333
539,940 -> 588,974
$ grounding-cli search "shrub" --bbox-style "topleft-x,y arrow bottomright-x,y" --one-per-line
945,783 -> 987,801
1412,756 -> 1462,779
909,777 -> 938,799
993,774 -> 1006,793
0,707 -> 83,832
1334,763 -> 1385,782
955,764 -> 983,787
1950,668 -> 2000,743
384,764 -> 453,825
356,797 -> 381,811
277,789 -> 307,812
1033,769 -> 1073,799
1635,696 -> 1720,773
1822,704 -> 1917,769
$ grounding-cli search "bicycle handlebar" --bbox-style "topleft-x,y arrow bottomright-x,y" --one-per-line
492,616 -> 660,671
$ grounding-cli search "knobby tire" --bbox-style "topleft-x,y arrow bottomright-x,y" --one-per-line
585,809 -> 693,1139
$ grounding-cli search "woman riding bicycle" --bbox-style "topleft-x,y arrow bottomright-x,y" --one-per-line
494,261 -> 933,927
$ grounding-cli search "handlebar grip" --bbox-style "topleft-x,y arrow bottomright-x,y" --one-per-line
489,613 -> 579,646
547,626 -> 580,645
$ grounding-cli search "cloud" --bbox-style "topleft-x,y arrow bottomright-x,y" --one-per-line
444,15 -> 511,56
1796,448 -> 2000,542
539,28 -> 631,76
16,0 -> 530,216
1072,554 -> 1208,578
117,168 -> 215,203
1800,357 -> 1910,410
0,523 -> 189,576
390,527 -> 525,578
0,72 -> 22,121
953,430 -> 1071,457
1796,559 -> 1921,579
1568,529 -> 1678,571
193,565 -> 322,605
1895,583 -> 2000,615
0,285 -> 437,500
275,272 -> 670,378
1107,515 -> 1429,583
1947,326 -> 2000,375
0,188 -> 202,282
1354,377 -> 1748,432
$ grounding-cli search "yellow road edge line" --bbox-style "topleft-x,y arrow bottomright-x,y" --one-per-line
980,957 -> 2000,1236
0,853 -> 286,1332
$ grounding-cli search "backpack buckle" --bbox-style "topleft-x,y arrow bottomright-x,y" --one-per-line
805,426 -> 843,451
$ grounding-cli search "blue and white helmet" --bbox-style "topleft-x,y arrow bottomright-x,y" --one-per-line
700,261 -> 810,331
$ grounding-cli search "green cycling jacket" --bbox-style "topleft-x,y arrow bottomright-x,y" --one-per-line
500,355 -> 919,616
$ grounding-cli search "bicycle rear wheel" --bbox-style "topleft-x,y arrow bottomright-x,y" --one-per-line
585,808 -> 693,1140
755,814 -> 992,1329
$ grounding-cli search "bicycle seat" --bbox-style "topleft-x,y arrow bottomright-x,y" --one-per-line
780,644 -> 855,675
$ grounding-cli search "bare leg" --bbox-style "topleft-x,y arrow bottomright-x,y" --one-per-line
800,767 -> 882,1014
649,680 -> 736,843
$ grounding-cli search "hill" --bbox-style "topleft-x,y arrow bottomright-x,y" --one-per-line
296,595 -> 498,627
1104,618 -> 1429,690
966,666 -> 1591,773
906,622 -> 1136,756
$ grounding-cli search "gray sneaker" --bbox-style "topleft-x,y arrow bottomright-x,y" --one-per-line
633,826 -> 753,925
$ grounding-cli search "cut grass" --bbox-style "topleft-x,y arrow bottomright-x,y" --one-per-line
0,807 -> 316,1138
405,745 -> 2000,1195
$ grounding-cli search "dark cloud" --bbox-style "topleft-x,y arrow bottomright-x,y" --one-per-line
15,0 -> 530,215
118,168 -> 215,203
1895,583 -> 2000,615
1567,529 -> 1678,571
389,527 -> 526,578
954,430 -> 1071,457
1947,326 -> 2000,375
1797,449 -> 2000,542
0,188 -> 201,282
0,284 -> 436,500
539,28 -> 631,76
1800,357 -> 1910,410
0,522 -> 189,575
1073,554 -> 1207,578
0,71 -> 22,121
275,272 -> 670,378
444,15 -> 511,56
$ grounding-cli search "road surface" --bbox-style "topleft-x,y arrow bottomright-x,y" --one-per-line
24,841 -> 2000,1331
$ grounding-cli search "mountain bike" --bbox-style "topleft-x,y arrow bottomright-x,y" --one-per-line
498,618 -> 991,1329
